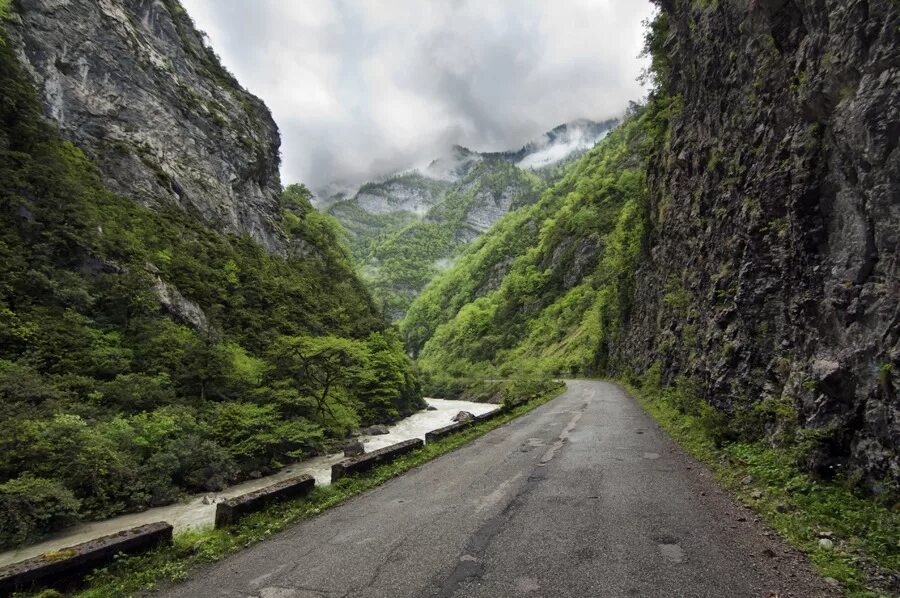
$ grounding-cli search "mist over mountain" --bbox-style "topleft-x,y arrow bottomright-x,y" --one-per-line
320,118 -> 619,319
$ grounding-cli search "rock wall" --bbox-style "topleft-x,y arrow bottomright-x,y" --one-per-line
6,0 -> 284,251
618,0 -> 899,491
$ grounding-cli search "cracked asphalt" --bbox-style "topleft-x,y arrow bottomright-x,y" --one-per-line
159,380 -> 836,598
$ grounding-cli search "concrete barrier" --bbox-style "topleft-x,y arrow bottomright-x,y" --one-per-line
425,421 -> 471,443
0,522 -> 172,594
215,475 -> 315,528
475,408 -> 505,423
331,438 -> 424,481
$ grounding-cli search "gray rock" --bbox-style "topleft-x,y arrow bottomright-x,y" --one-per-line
740,475 -> 755,486
818,538 -> 834,550
614,0 -> 900,494
750,490 -> 763,499
425,405 -> 438,411
7,0 -> 284,252
360,425 -> 390,436
452,411 -> 476,422
343,441 -> 365,457
152,278 -> 209,331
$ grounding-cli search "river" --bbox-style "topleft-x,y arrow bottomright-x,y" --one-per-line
0,398 -> 497,567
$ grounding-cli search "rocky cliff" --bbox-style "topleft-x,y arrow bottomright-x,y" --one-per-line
6,0 -> 284,251
617,0 -> 898,491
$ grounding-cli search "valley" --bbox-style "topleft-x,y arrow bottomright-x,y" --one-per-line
0,0 -> 897,596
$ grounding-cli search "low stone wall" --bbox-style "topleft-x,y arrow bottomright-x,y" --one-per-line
0,522 -> 172,594
475,408 -> 505,423
331,438 -> 424,481
425,421 -> 471,443
215,475 -> 315,528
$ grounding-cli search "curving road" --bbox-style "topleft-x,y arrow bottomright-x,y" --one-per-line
161,380 -> 835,598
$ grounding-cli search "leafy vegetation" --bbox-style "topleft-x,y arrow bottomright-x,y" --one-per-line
0,34 -> 421,547
331,161 -> 543,319
402,105 -> 656,386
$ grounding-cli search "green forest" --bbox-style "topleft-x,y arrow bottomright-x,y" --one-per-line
0,35 -> 420,547
330,162 -> 543,319
401,103 -> 667,394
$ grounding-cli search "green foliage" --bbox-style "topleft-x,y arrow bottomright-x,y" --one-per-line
332,162 -> 543,319
0,31 -> 421,545
402,110 -> 652,381
0,475 -> 80,547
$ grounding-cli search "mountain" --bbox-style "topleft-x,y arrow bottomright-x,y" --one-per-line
0,0 -> 420,547
403,0 -> 899,499
324,118 -> 618,319
7,0 -> 284,251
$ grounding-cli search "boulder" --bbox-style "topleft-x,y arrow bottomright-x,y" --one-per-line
452,411 -> 476,422
343,441 -> 365,457
360,424 -> 390,435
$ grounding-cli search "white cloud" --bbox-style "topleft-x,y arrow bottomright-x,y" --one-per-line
179,0 -> 654,191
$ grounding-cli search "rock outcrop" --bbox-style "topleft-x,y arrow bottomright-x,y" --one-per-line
617,0 -> 899,491
6,0 -> 284,251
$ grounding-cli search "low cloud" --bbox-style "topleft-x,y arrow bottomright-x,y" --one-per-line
180,0 -> 654,192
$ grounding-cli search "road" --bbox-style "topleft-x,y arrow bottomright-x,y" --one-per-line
161,380 -> 835,598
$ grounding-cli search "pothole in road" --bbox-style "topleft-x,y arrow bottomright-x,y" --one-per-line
657,542 -> 685,563
652,534 -> 685,563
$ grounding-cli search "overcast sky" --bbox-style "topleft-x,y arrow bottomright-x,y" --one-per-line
180,0 -> 654,193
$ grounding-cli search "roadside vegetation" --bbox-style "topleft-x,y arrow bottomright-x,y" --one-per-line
625,369 -> 898,598
9,380 -> 565,598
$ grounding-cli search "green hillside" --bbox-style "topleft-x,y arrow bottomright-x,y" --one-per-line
0,37 -> 420,547
401,106 -> 661,392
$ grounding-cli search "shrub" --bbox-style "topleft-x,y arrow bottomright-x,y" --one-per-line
0,475 -> 80,547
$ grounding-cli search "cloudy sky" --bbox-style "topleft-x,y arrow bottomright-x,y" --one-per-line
180,0 -> 654,193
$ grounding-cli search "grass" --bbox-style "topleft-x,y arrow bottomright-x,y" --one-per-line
12,382 -> 566,597
623,379 -> 899,598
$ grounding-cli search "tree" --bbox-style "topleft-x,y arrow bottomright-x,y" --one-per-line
266,335 -> 367,425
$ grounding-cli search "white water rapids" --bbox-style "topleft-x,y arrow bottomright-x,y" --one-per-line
0,398 -> 497,567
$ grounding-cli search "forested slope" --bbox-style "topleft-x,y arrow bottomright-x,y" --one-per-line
401,108 -> 656,392
0,13 -> 420,547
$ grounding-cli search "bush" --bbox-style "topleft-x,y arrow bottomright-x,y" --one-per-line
0,475 -> 80,547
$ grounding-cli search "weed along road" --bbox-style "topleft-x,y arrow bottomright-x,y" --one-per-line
162,381 -> 834,598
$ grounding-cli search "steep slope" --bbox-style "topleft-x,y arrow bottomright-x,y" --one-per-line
7,0 -> 284,251
359,161 -> 542,319
0,6 -> 420,548
405,0 -> 898,495
402,111 -> 650,388
619,0 -> 899,492
326,119 -> 618,318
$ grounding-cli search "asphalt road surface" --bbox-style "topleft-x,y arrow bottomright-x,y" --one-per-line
161,380 -> 835,598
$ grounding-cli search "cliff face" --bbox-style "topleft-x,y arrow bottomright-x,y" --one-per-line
618,0 -> 898,489
7,0 -> 284,251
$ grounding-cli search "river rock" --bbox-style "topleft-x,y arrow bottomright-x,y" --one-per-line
426,405 -> 438,411
360,425 -> 390,435
343,441 -> 365,457
452,411 -> 476,422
